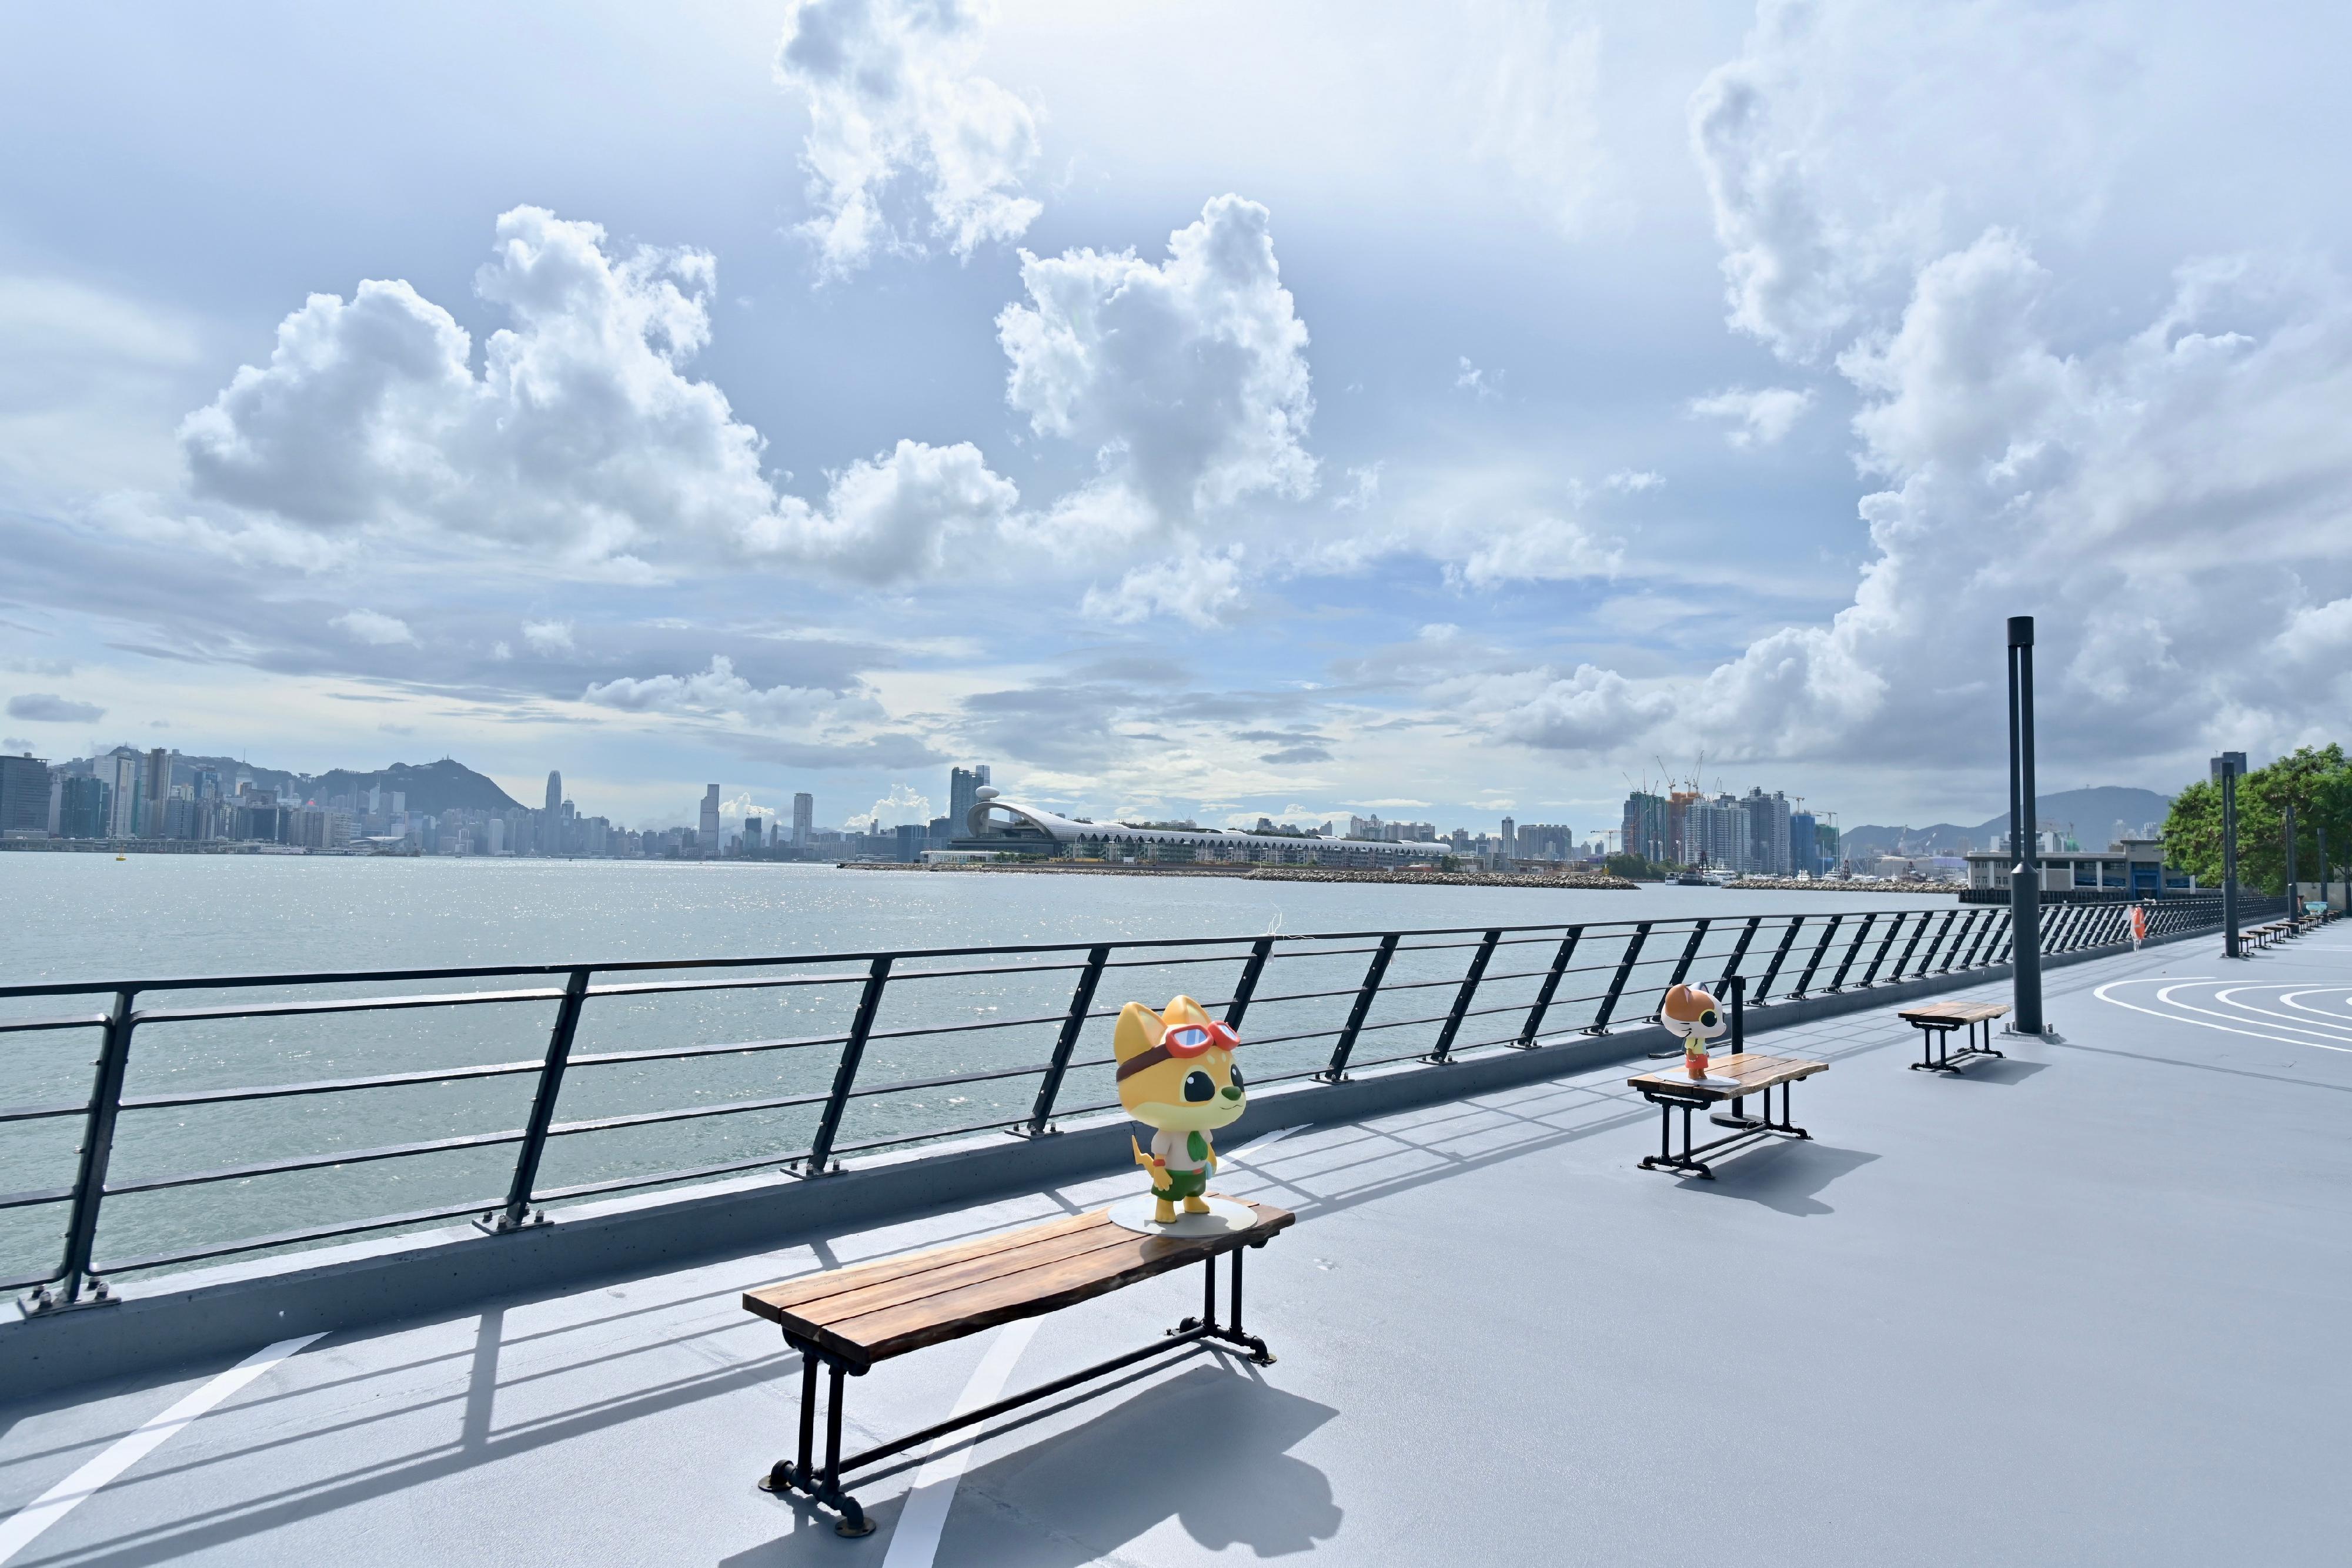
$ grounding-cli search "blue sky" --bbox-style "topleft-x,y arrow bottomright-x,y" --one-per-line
5,1 -> 2352,837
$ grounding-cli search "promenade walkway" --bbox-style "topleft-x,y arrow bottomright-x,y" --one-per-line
1,935 -> 2345,1566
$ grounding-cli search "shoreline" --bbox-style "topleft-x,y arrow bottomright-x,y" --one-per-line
838,860 -> 1639,890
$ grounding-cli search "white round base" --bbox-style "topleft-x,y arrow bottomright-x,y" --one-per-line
1103,1192 -> 1257,1236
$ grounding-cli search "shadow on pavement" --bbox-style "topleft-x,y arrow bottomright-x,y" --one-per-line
1943,1058 -> 2050,1085
1685,1144 -> 1880,1216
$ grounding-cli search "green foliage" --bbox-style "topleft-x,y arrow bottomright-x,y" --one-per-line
2163,744 -> 2352,895
1604,852 -> 1670,881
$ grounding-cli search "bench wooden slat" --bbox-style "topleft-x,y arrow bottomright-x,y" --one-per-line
1899,1001 -> 2010,1025
1627,1051 -> 1825,1098
750,1208 -> 1111,1314
744,1200 -> 1295,1368
764,1222 -> 1150,1329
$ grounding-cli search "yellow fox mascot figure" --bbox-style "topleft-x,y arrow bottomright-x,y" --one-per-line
1115,995 -> 1248,1224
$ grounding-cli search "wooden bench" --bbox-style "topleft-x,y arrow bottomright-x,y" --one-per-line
1626,1053 -> 1828,1179
743,1198 -> 1294,1536
1897,999 -> 2010,1073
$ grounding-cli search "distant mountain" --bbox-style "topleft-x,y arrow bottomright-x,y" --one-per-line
166,754 -> 524,815
1840,786 -> 2175,860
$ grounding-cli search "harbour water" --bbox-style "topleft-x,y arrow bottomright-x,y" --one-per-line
1,855 -> 1948,1286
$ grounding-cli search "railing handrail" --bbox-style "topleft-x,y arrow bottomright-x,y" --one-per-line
0,900 -> 2209,1002
0,892 -> 2291,1311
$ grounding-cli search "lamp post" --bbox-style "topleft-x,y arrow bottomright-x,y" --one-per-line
2284,801 -> 2298,927
2216,755 -> 2241,959
2007,616 -> 2043,1034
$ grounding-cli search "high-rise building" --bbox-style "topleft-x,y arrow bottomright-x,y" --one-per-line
742,815 -> 764,852
0,754 -> 50,837
791,792 -> 813,847
948,765 -> 992,834
1741,787 -> 1791,876
545,771 -> 562,815
1788,810 -> 1818,876
1621,791 -> 1669,864
141,747 -> 173,836
59,774 -> 104,838
1499,817 -> 1517,861
103,748 -> 142,838
699,784 -> 721,851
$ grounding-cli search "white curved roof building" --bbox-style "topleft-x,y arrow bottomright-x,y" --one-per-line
958,791 -> 1434,861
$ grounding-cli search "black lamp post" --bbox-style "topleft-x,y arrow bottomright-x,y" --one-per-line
2284,802 -> 2299,926
2007,616 -> 2043,1034
2217,755 -> 2241,959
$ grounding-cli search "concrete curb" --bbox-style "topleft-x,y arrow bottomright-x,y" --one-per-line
0,927 -> 2212,1400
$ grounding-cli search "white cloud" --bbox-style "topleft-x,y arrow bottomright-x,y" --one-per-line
1687,385 -> 1814,447
490,641 -> 513,661
521,619 -> 574,654
176,206 -> 1018,582
775,0 -> 1041,276
1454,357 -> 1499,399
1474,5 -> 1608,232
1331,462 -> 1383,513
332,609 -> 416,647
582,654 -> 881,730
1603,469 -> 1664,493
1080,549 -> 1247,627
998,194 -> 1315,536
1445,514 -> 1621,591
743,438 -> 1019,583
844,780 -> 934,831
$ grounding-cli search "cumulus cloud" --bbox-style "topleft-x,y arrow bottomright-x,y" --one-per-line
1454,357 -> 1500,400
333,609 -> 417,646
844,780 -> 935,831
1473,231 -> 2352,769
776,0 -> 1041,276
176,206 -> 1019,581
6,693 -> 105,724
1603,469 -> 1664,493
1687,385 -> 1813,447
521,619 -> 574,654
1444,514 -> 1621,591
1080,549 -> 1247,627
583,654 -> 882,730
998,195 -> 1315,537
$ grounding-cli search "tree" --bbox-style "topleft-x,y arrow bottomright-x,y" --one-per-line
2163,744 -> 2352,895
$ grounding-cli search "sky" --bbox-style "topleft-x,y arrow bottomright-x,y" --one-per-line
5,1 -> 2352,838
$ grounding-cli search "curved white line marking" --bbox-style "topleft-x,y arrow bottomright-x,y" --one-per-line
2213,986 -> 2352,1041
881,1319 -> 1041,1567
0,1333 -> 323,1564
2093,978 -> 2352,1052
2279,987 -> 2352,1025
2157,982 -> 2352,1050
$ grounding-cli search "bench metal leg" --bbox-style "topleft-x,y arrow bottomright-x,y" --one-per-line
761,1351 -> 875,1537
1177,1248 -> 1274,1365
1639,1084 -> 1810,1179
1910,1019 -> 2005,1074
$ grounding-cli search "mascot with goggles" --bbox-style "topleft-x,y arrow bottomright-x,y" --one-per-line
1114,997 -> 1248,1225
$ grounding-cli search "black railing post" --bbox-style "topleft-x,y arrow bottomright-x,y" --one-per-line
804,955 -> 892,1175
1889,910 -> 1933,982
1587,922 -> 1650,1033
1860,913 -> 1904,986
1829,914 -> 1875,991
1925,909 -> 1960,974
1657,921 -> 1709,1018
481,967 -> 590,1233
1223,937 -> 1275,1030
1320,933 -> 1398,1082
1713,916 -> 1762,997
1426,930 -> 1501,1063
1023,945 -> 1108,1136
32,989 -> 138,1312
1793,915 -> 1842,998
1957,910 -> 1996,971
1515,928 -> 1582,1047
1754,917 -> 1805,1002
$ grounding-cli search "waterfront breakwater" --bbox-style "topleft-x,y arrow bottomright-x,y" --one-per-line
838,860 -> 1637,889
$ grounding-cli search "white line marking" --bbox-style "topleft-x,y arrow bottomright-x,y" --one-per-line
1222,1124 -> 1301,1164
0,1332 -> 323,1565
2159,981 -> 2352,1051
2213,986 -> 2352,1039
2092,978 -> 2352,1052
880,1318 -> 1040,1568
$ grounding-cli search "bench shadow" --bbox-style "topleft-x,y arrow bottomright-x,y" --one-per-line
961,1363 -> 1340,1563
1942,1058 -> 2049,1085
1682,1143 -> 1879,1216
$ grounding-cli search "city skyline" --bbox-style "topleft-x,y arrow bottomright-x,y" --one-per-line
6,6 -> 2348,833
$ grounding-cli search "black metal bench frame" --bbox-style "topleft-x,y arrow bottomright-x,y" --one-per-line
759,1240 -> 1277,1537
1907,1014 -> 2006,1074
1635,1076 -> 1810,1179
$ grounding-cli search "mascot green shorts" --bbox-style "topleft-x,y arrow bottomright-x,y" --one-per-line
1152,1168 -> 1209,1201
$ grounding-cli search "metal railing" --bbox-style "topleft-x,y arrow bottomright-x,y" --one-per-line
0,894 -> 2271,1312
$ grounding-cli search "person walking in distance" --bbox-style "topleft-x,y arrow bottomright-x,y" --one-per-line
2129,902 -> 2148,952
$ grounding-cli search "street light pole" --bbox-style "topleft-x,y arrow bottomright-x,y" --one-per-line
2007,616 -> 2043,1034
2217,756 -> 2241,959
2284,801 -> 2299,926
